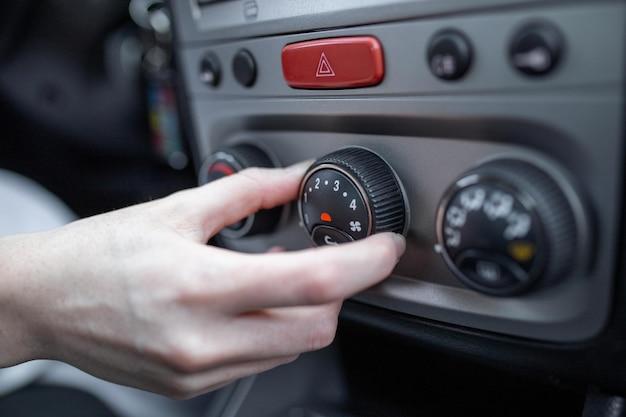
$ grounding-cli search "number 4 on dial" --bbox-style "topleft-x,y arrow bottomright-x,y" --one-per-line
349,199 -> 357,211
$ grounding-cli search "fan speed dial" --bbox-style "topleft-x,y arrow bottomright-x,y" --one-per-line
299,147 -> 408,246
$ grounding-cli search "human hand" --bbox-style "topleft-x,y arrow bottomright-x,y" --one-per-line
0,162 -> 405,399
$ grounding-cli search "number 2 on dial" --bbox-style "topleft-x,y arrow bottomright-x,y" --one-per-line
349,199 -> 357,210
314,178 -> 320,189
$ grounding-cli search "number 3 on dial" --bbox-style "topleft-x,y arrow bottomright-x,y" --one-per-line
333,180 -> 340,192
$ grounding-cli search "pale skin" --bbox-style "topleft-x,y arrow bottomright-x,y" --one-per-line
0,161 -> 405,399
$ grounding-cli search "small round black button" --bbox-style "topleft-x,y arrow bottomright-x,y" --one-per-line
509,21 -> 564,76
427,29 -> 472,81
199,52 -> 221,87
233,49 -> 257,87
312,226 -> 354,246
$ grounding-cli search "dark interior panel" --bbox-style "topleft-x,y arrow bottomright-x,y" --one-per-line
168,0 -> 626,414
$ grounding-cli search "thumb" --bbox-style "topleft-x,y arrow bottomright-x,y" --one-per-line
170,160 -> 312,241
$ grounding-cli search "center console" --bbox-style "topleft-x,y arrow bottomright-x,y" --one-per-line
170,0 -> 626,407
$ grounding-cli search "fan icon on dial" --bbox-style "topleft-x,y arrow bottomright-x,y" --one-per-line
349,221 -> 362,232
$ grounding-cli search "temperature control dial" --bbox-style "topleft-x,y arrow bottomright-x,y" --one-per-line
299,147 -> 408,246
199,144 -> 282,238
436,159 -> 578,296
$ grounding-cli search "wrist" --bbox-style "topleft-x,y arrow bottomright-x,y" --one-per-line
0,233 -> 51,365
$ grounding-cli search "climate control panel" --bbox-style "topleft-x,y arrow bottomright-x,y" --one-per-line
208,144 -> 589,300
211,146 -> 585,298
175,0 -> 623,342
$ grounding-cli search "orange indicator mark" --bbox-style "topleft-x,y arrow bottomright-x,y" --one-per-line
320,212 -> 332,222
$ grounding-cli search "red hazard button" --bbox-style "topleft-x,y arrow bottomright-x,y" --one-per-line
281,36 -> 384,89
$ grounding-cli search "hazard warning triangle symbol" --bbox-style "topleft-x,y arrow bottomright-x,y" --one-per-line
315,52 -> 335,77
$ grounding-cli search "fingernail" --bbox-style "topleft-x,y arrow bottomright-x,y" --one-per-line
390,233 -> 406,256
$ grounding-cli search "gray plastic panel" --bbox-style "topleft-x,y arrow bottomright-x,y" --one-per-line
173,1 -> 626,342
171,0 -> 550,44
179,3 -> 622,98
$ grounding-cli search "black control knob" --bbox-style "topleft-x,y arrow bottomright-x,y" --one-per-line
232,49 -> 257,87
436,159 -> 578,296
299,147 -> 409,246
427,29 -> 473,81
199,52 -> 221,87
199,144 -> 282,238
509,21 -> 564,76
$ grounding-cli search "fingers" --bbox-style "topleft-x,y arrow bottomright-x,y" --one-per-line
167,161 -> 311,241
148,304 -> 341,376
147,303 -> 343,398
266,246 -> 285,253
161,355 -> 299,400
210,232 -> 405,311
243,232 -> 405,309
228,303 -> 343,360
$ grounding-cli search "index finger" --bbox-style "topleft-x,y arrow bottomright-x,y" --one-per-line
216,232 -> 406,311
170,161 -> 311,241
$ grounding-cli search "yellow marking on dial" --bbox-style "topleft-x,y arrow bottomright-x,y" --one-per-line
508,241 -> 536,263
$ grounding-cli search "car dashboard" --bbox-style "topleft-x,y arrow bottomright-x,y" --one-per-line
167,0 -> 626,415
